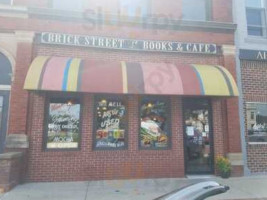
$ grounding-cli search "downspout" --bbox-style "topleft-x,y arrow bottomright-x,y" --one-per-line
233,0 -> 251,176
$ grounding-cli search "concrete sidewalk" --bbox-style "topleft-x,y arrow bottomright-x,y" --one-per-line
1,176 -> 267,200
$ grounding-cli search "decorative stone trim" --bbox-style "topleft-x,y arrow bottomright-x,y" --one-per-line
227,153 -> 244,166
15,31 -> 35,43
0,152 -> 22,160
5,134 -> 29,149
0,5 -> 28,19
222,45 -> 236,56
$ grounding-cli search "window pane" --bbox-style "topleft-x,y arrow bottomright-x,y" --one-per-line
182,0 -> 207,21
46,99 -> 81,149
53,0 -> 83,11
246,0 -> 262,8
120,0 -> 148,17
247,103 -> 267,142
140,98 -> 170,149
0,0 -> 11,5
0,53 -> 12,85
246,9 -> 263,25
95,97 -> 127,149
248,26 -> 264,36
0,96 -> 3,130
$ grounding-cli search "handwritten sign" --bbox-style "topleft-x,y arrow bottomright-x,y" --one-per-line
95,99 -> 126,149
47,102 -> 80,149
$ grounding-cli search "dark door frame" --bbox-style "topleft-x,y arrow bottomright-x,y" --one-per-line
182,97 -> 215,175
0,90 -> 10,153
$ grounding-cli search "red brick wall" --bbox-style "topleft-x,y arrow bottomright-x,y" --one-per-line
212,0 -> 233,22
212,99 -> 225,157
0,154 -> 23,192
26,93 -> 186,182
241,60 -> 267,173
8,42 -> 33,135
35,44 -> 222,64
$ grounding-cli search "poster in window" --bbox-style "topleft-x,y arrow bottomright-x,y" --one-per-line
140,99 -> 170,148
247,103 -> 267,142
47,100 -> 80,149
95,98 -> 127,149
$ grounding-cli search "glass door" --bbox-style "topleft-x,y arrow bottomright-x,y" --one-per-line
0,91 -> 9,153
183,98 -> 214,174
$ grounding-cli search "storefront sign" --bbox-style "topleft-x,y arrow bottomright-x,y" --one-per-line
40,32 -> 217,55
240,49 -> 267,61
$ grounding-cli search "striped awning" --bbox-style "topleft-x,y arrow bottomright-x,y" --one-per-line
24,56 -> 239,96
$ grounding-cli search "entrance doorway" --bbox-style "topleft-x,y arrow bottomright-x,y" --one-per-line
183,98 -> 214,174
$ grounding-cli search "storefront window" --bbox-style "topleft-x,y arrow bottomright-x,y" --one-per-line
140,97 -> 170,149
45,98 -> 81,149
94,96 -> 127,149
246,103 -> 267,143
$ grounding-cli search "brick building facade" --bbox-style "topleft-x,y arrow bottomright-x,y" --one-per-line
234,0 -> 267,175
0,0 -> 243,186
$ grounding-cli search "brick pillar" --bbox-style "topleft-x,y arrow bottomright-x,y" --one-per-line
8,31 -> 34,136
222,45 -> 244,176
212,99 -> 225,158
6,31 -> 34,150
4,32 -> 34,183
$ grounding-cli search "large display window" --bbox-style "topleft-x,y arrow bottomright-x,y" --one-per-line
139,97 -> 171,149
94,96 -> 127,149
246,103 -> 267,143
44,97 -> 81,150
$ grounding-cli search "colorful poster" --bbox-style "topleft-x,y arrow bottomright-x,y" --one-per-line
47,101 -> 80,149
140,100 -> 169,148
95,98 -> 126,148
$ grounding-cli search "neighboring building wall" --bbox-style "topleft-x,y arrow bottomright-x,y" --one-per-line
234,0 -> 267,174
241,60 -> 267,173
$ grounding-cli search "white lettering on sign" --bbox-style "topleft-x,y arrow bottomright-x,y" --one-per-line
257,51 -> 267,60
40,32 -> 217,55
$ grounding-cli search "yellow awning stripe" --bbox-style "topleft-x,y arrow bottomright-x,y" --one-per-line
193,64 -> 231,96
24,56 -> 49,90
66,58 -> 81,92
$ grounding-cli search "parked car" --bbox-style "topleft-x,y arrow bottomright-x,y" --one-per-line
154,181 -> 229,200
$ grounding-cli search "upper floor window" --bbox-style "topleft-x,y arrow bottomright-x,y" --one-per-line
182,0 -> 211,21
52,0 -> 83,11
0,0 -> 11,5
246,0 -> 267,37
120,0 -> 149,17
